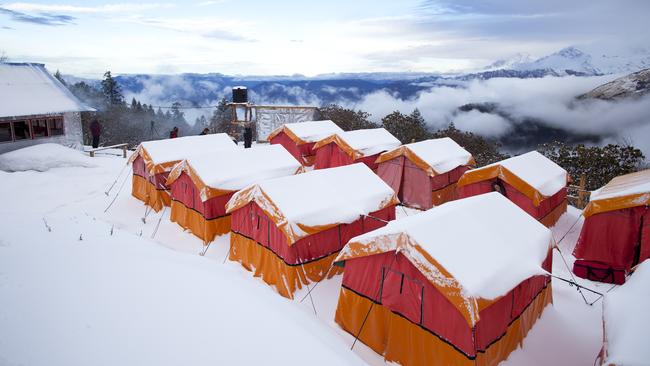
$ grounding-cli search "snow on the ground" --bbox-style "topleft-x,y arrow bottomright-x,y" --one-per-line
0,143 -> 96,172
0,145 -> 612,366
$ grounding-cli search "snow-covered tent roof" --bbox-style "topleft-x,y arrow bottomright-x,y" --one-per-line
267,120 -> 344,144
226,163 -> 399,244
602,259 -> 650,365
0,63 -> 93,118
376,137 -> 475,176
335,192 -> 552,326
457,151 -> 569,206
128,134 -> 238,174
583,169 -> 650,218
166,145 -> 303,201
313,128 -> 401,159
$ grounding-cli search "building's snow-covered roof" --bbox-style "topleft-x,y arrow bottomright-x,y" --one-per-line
177,145 -> 302,191
321,128 -> 401,157
226,163 -> 398,243
0,63 -> 93,118
463,151 -> 568,197
139,134 -> 237,165
379,138 -> 474,175
603,259 -> 650,365
274,120 -> 344,143
337,192 -> 551,302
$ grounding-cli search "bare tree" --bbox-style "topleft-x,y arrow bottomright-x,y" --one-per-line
0,51 -> 7,63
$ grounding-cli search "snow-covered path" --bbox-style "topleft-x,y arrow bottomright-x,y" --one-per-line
0,148 -> 609,365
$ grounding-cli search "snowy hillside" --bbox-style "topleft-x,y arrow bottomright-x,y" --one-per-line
578,68 -> 650,100
0,144 -> 617,366
488,46 -> 650,76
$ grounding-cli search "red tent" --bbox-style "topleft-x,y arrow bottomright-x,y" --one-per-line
376,138 -> 474,209
268,120 -> 343,166
128,134 -> 237,211
457,151 -> 569,227
573,169 -> 650,284
313,128 -> 401,171
334,193 -> 553,366
225,163 -> 398,298
165,145 -> 302,244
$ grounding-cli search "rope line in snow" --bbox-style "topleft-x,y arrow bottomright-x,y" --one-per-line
103,167 -> 131,213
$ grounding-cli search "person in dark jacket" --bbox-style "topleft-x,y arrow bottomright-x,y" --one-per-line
243,126 -> 253,148
169,126 -> 179,139
199,128 -> 210,135
90,119 -> 102,148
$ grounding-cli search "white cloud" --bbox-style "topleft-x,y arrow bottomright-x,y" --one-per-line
2,2 -> 173,14
453,110 -> 510,137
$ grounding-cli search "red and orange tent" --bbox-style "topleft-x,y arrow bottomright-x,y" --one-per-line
573,169 -> 650,284
334,192 -> 554,366
165,145 -> 302,244
128,134 -> 237,211
313,128 -> 401,171
376,138 -> 474,209
457,151 -> 569,227
225,163 -> 399,298
268,120 -> 344,165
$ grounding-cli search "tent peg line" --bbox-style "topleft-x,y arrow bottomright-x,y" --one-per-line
104,163 -> 129,196
200,240 -> 213,257
103,167 -> 132,213
150,206 -> 167,239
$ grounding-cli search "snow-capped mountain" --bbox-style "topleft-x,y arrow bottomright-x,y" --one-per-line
487,46 -> 650,76
578,68 -> 650,100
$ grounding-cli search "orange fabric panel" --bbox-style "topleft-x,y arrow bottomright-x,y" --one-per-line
376,145 -> 475,177
432,183 -> 458,206
458,165 -> 555,207
229,232 -> 343,299
169,200 -> 230,244
539,199 -> 567,228
335,284 -> 552,366
313,134 -> 362,160
131,174 -> 170,212
583,192 -> 650,218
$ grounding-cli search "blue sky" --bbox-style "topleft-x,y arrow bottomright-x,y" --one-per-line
1,0 -> 648,77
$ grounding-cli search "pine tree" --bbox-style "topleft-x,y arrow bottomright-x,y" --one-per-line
101,71 -> 124,106
381,108 -> 429,144
210,97 -> 234,134
54,70 -> 66,86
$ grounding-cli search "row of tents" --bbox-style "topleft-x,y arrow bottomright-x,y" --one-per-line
125,120 -> 649,366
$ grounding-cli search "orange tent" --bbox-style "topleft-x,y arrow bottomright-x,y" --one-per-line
457,151 -> 569,227
334,192 -> 554,366
165,145 -> 302,244
225,163 -> 399,298
376,138 -> 475,209
312,128 -> 401,171
573,169 -> 650,284
128,134 -> 236,212
268,120 -> 344,165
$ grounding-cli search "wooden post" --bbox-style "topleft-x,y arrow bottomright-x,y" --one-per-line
122,145 -> 127,158
89,150 -> 95,158
577,174 -> 587,208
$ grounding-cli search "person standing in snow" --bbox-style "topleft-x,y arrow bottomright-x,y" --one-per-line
90,119 -> 102,148
243,126 -> 252,148
169,126 -> 179,139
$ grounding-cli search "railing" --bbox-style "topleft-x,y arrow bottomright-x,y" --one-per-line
567,174 -> 590,209
87,143 -> 129,158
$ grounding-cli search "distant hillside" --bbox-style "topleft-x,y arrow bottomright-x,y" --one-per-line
578,68 -> 650,100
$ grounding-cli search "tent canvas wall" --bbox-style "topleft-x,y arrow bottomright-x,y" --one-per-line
457,151 -> 569,227
313,128 -> 401,171
334,193 -> 553,366
225,163 -> 399,298
268,120 -> 343,165
598,259 -> 650,366
572,169 -> 650,284
128,134 -> 237,212
165,145 -> 302,244
376,138 -> 474,209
